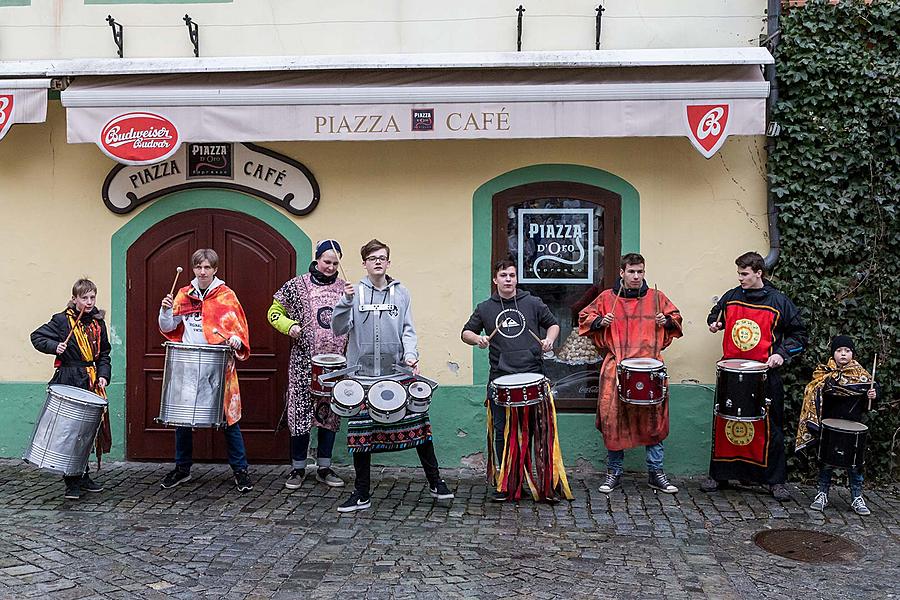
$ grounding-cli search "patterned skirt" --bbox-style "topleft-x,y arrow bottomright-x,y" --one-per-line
347,411 -> 432,454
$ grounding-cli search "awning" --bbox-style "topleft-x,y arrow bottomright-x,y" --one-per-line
59,49 -> 771,163
0,79 -> 50,141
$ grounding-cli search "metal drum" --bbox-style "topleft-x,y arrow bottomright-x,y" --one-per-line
367,380 -> 408,424
714,359 -> 769,421
158,342 -> 232,428
23,385 -> 107,476
617,358 -> 668,405
406,380 -> 433,413
491,373 -> 547,407
311,353 -> 347,397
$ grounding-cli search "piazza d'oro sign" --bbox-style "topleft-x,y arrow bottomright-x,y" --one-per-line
101,143 -> 320,215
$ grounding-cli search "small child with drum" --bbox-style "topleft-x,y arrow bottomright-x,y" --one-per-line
30,278 -> 112,500
796,335 -> 878,515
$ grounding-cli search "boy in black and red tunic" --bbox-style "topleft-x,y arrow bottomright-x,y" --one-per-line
702,252 -> 807,500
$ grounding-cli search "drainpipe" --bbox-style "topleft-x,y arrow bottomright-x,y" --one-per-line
763,0 -> 781,272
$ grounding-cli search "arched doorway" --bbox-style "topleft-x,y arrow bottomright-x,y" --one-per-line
125,208 -> 295,461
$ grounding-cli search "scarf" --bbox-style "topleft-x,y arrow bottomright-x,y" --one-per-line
309,261 -> 339,286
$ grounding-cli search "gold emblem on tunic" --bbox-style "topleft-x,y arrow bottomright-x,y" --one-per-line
724,420 -> 755,446
731,318 -> 762,352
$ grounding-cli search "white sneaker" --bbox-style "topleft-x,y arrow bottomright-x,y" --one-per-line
809,491 -> 828,512
851,495 -> 870,516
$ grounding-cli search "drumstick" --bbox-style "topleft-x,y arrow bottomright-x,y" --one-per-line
62,305 -> 86,346
211,328 -> 230,343
328,240 -> 349,282
487,327 -> 500,341
654,284 -> 661,325
528,329 -> 543,344
168,266 -> 183,296
869,353 -> 878,411
611,284 -> 624,314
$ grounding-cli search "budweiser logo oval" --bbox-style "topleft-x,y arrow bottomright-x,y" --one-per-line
100,112 -> 180,165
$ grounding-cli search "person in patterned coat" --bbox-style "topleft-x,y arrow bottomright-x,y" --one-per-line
268,239 -> 348,489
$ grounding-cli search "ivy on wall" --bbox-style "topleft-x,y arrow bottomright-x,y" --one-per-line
770,0 -> 899,482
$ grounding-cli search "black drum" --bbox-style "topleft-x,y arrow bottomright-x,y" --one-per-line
714,359 -> 769,421
821,382 -> 871,422
818,418 -> 868,469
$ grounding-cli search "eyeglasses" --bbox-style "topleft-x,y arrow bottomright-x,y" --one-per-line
365,256 -> 389,263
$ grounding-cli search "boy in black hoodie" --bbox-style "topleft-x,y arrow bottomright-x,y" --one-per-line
462,259 -> 564,501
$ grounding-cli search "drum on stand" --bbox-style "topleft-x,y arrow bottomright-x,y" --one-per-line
23,384 -> 108,476
714,359 -> 769,421
617,358 -> 667,405
490,373 -> 547,407
311,354 -> 347,397
819,418 -> 868,469
157,342 -> 232,428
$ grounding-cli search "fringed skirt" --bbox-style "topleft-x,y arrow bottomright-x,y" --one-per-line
487,391 -> 573,502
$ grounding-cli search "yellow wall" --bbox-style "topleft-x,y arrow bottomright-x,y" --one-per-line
0,0 -> 766,59
1,101 -> 768,385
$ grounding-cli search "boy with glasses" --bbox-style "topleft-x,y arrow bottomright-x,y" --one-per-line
331,239 -> 454,512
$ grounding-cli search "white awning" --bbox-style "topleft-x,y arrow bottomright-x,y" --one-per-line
0,78 -> 50,141
58,50 -> 770,161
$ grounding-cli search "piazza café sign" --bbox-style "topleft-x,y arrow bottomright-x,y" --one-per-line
102,142 -> 320,215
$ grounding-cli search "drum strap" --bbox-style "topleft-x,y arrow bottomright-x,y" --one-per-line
358,284 -> 396,313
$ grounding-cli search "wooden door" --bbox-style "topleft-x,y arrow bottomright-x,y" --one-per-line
126,208 -> 295,461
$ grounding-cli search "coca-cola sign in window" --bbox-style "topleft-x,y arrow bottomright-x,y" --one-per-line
100,112 -> 180,165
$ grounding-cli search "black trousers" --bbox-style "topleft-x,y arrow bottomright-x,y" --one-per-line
352,439 -> 441,496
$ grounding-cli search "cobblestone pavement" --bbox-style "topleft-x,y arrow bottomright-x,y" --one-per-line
0,459 -> 898,599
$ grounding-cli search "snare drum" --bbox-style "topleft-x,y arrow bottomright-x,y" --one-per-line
491,373 -> 547,407
368,380 -> 408,424
331,379 -> 365,417
311,353 -> 347,396
158,342 -> 231,428
714,359 -> 769,421
23,385 -> 108,476
819,418 -> 868,469
406,381 -> 433,413
617,358 -> 667,405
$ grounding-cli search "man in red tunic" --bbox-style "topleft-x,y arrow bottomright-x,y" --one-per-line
578,253 -> 683,494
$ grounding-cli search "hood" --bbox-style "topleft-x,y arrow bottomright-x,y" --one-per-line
612,277 -> 649,298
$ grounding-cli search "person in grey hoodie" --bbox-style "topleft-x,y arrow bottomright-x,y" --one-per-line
331,239 -> 454,512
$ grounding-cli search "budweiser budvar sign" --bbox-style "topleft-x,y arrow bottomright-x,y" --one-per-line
0,94 -> 14,141
100,112 -> 180,165
683,103 -> 731,159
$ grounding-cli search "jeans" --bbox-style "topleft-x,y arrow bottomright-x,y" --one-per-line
818,465 -> 864,498
175,423 -> 248,472
607,442 -> 665,474
291,429 -> 337,470
352,440 -> 441,496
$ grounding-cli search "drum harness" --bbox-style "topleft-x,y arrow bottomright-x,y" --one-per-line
358,283 -> 397,377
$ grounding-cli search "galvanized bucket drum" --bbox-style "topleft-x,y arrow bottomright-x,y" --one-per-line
158,342 -> 232,428
23,384 -> 107,476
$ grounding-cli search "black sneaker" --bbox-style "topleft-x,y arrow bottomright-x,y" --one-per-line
64,481 -> 81,500
490,490 -> 508,503
648,470 -> 678,494
160,468 -> 192,489
315,467 -> 346,488
337,491 -> 371,513
284,468 -> 306,490
700,478 -> 729,492
429,480 -> 455,500
234,470 -> 254,493
598,471 -> 622,494
79,474 -> 104,493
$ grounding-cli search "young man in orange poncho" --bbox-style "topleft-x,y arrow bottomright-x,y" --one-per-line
578,253 -> 683,494
158,248 -> 253,493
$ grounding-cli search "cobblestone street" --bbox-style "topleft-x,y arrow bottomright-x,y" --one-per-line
0,459 -> 897,599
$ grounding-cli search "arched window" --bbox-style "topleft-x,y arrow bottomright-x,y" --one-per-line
492,181 -> 621,411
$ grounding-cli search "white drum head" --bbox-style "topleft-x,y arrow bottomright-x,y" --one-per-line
48,384 -> 108,406
312,353 -> 346,366
368,381 -> 407,411
332,379 -> 364,407
493,373 -> 545,387
619,358 -> 664,371
821,418 -> 868,432
717,358 -> 768,373
408,381 -> 432,399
